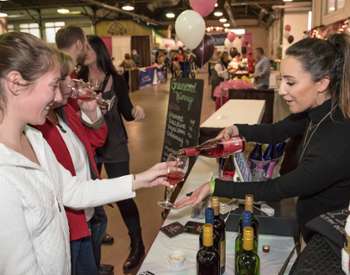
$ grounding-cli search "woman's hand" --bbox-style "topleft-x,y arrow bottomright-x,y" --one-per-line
132,105 -> 145,121
174,182 -> 211,209
133,161 -> 177,190
78,91 -> 100,122
216,125 -> 240,140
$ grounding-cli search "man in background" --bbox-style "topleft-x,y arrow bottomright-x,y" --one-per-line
253,47 -> 271,89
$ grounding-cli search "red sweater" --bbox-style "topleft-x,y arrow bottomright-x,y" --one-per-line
35,102 -> 108,241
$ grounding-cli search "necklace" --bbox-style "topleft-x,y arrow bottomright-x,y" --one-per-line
298,104 -> 337,162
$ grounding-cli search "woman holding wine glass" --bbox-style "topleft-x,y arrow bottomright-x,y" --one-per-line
0,32 -> 173,275
78,35 -> 147,272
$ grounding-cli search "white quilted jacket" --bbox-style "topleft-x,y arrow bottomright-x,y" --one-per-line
0,126 -> 135,275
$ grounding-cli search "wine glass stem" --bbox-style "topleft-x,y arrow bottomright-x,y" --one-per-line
165,186 -> 174,203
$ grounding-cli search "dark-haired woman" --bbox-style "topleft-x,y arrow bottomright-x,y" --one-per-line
79,35 -> 146,272
176,32 -> 350,242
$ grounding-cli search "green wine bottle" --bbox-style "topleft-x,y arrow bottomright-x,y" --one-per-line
235,210 -> 258,268
244,194 -> 259,242
212,196 -> 226,275
197,224 -> 220,275
235,226 -> 260,275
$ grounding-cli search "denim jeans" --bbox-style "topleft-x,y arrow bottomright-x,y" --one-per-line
70,237 -> 98,275
89,206 -> 108,267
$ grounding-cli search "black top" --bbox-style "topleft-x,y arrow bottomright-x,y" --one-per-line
213,100 -> 350,239
96,73 -> 134,163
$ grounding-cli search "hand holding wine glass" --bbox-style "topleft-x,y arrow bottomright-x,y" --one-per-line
158,153 -> 189,209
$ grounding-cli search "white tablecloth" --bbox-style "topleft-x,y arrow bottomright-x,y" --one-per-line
138,158 -> 296,275
200,99 -> 265,128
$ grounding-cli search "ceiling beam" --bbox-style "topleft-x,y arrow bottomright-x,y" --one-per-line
80,0 -> 168,26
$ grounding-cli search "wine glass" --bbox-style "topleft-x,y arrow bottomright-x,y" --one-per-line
158,153 -> 189,209
68,79 -> 96,101
88,79 -> 103,94
67,79 -> 114,111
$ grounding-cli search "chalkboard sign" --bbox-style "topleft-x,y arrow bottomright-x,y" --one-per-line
161,78 -> 204,161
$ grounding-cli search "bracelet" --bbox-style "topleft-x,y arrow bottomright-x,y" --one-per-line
209,176 -> 216,194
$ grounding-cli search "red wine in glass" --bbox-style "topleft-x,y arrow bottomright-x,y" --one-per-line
76,94 -> 96,101
167,170 -> 185,186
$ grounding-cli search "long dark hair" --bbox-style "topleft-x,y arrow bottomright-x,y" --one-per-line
78,35 -> 117,81
286,32 -> 350,118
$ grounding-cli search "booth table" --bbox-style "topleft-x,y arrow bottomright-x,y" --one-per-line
138,100 -> 297,274
200,99 -> 265,143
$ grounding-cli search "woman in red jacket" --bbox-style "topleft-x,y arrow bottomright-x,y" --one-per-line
35,51 -> 109,275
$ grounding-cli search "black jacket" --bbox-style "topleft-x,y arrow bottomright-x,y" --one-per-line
96,73 -> 134,163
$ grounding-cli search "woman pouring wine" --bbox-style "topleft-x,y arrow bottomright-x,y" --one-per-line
176,32 -> 350,242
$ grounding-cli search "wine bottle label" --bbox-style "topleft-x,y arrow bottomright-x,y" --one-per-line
182,147 -> 199,157
221,138 -> 244,155
220,239 -> 226,269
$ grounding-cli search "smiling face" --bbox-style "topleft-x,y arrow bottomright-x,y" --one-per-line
9,65 -> 63,125
279,55 -> 331,113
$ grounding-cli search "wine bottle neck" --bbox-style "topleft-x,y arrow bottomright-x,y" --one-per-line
243,238 -> 254,251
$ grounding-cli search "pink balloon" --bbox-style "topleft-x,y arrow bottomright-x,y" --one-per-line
227,31 -> 236,42
189,0 -> 217,17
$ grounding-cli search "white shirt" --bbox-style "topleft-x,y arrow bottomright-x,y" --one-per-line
214,62 -> 229,80
0,126 -> 135,275
57,116 -> 94,221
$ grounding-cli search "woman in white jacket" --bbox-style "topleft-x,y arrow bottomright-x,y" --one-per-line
0,32 -> 172,275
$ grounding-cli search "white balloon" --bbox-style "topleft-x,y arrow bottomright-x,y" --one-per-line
175,10 -> 205,49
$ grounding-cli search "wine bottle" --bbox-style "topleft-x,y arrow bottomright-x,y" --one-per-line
235,211 -> 258,258
244,194 -> 259,242
219,155 -> 235,181
235,227 -> 260,275
199,207 -> 220,250
212,197 -> 226,274
197,224 -> 220,275
179,137 -> 245,158
235,211 -> 253,267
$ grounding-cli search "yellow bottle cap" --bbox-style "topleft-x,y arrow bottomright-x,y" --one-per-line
243,226 -> 254,251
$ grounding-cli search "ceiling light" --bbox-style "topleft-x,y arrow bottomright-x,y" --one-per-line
219,18 -> 227,23
0,0 -> 9,2
57,8 -> 70,14
165,12 -> 175,19
122,3 -> 135,11
283,0 -> 293,2
214,10 -> 223,17
223,23 -> 230,27
0,12 -> 8,17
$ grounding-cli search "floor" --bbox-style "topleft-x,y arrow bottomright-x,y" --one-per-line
100,71 -> 216,274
